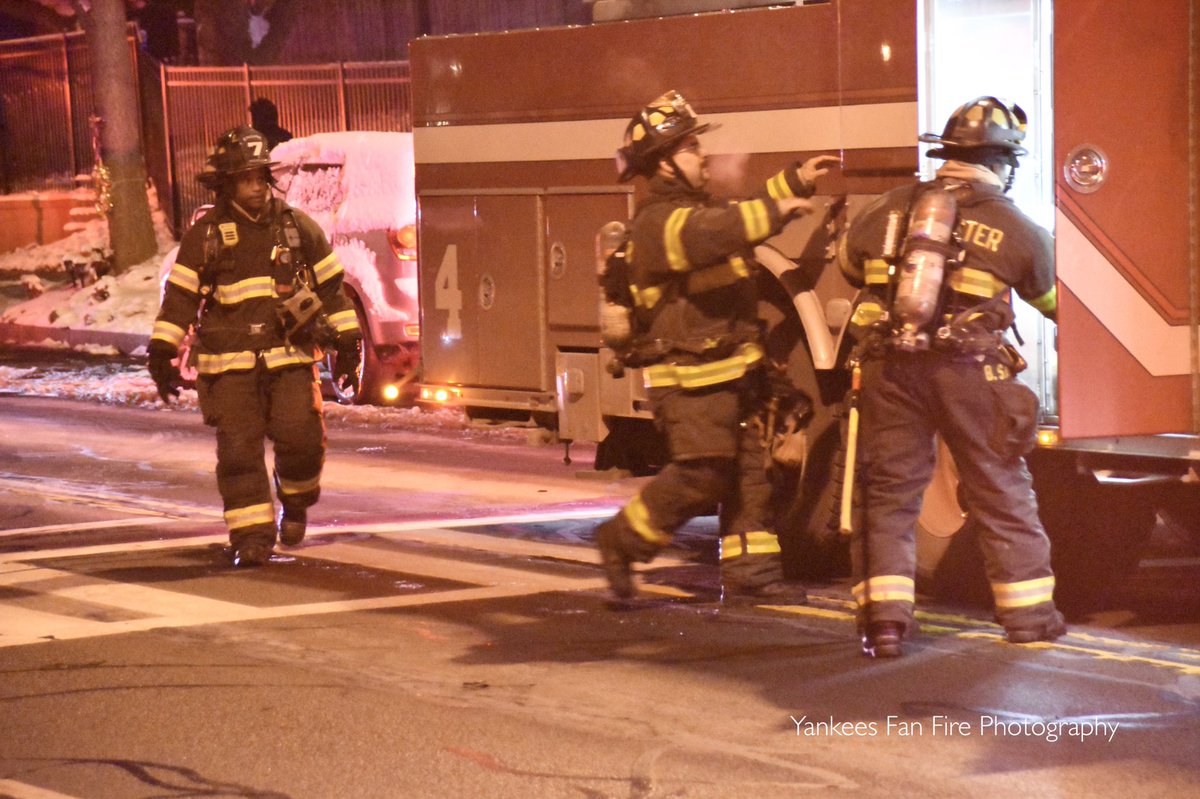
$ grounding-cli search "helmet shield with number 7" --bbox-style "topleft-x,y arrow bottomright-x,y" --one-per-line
198,125 -> 280,189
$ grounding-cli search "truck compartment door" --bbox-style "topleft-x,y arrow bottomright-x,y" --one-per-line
1054,0 -> 1199,438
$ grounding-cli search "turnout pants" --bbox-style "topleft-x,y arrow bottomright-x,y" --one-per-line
610,378 -> 782,590
198,362 -> 326,548
851,350 -> 1061,633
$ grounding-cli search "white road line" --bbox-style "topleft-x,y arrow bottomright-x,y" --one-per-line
0,779 -> 86,799
0,517 -> 198,538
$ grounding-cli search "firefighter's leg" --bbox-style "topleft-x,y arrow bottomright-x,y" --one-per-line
719,415 -> 802,601
198,369 -> 275,566
597,458 -> 730,598
852,356 -> 936,653
266,365 -> 326,546
935,361 -> 1065,643
596,384 -> 738,599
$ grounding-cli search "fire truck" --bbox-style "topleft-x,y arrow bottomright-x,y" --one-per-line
410,0 -> 1199,611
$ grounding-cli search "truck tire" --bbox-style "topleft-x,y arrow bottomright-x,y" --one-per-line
915,446 -> 1158,616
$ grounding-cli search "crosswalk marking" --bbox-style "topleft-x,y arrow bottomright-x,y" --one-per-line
0,779 -> 85,799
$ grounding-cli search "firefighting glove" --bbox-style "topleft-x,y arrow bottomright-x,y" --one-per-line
147,341 -> 183,403
333,335 -> 362,394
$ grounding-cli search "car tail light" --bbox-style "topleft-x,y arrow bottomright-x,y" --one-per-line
403,323 -> 420,338
389,224 -> 418,261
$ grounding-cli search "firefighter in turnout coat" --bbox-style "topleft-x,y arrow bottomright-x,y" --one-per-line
595,90 -> 838,601
148,125 -> 362,566
836,97 -> 1066,656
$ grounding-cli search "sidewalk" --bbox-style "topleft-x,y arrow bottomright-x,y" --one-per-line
0,318 -> 147,356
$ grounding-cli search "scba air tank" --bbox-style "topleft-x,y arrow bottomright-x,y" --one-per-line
596,220 -> 632,349
892,187 -> 958,351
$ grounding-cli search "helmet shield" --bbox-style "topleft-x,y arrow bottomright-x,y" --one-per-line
197,125 -> 279,189
615,90 -> 716,181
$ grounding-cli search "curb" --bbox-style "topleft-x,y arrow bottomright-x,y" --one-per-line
0,321 -> 148,356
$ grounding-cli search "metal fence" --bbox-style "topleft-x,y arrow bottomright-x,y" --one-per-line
1,29 -> 412,235
164,61 -> 413,232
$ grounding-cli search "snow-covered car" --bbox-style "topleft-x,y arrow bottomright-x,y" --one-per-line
159,131 -> 420,405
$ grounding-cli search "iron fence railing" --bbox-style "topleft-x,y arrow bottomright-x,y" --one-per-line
1,29 -> 412,235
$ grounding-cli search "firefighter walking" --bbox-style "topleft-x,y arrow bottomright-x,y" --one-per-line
595,90 -> 838,601
837,97 -> 1066,656
148,125 -> 362,566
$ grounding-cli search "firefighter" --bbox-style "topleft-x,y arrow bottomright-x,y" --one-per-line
836,97 -> 1065,656
595,90 -> 838,601
148,125 -> 362,567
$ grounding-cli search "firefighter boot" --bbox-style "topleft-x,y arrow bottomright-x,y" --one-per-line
1005,609 -> 1067,644
231,528 -> 275,568
861,621 -> 904,658
595,515 -> 659,599
277,505 -> 307,547
721,551 -> 807,605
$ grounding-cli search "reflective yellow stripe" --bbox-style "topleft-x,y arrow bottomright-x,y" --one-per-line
224,502 -> 274,531
992,575 -> 1056,609
664,207 -> 693,271
278,473 -> 321,495
766,169 -> 796,201
687,257 -> 750,294
167,263 -> 201,294
622,493 -> 671,546
850,299 -> 885,328
642,342 -> 764,389
948,267 -> 1006,298
213,276 -> 276,305
151,320 -> 187,348
720,531 -> 781,560
197,350 -> 257,374
327,309 -> 360,333
864,258 -> 891,285
312,251 -> 344,284
261,346 -> 316,369
852,575 -> 916,606
1028,286 -> 1057,314
631,282 -> 663,309
737,199 -> 771,242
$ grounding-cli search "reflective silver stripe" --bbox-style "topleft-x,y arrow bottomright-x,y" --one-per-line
720,531 -> 781,559
664,207 -> 694,271
151,320 -> 187,348
213,276 -> 276,305
278,473 -> 321,495
623,493 -> 671,546
643,342 -> 763,389
992,575 -> 1056,609
225,502 -> 274,531
327,309 -> 360,333
851,575 -> 915,606
167,263 -> 201,294
737,198 -> 771,241
313,251 -> 344,284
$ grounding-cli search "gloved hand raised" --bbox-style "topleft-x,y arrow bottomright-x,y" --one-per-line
147,341 -> 183,403
333,335 -> 362,394
797,154 -> 841,189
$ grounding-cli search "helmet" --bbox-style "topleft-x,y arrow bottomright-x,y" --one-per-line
919,96 -> 1028,163
197,125 -> 278,188
615,90 -> 714,182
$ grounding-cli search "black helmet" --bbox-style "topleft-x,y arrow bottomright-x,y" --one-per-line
197,125 -> 278,189
919,96 -> 1027,164
616,90 -> 714,182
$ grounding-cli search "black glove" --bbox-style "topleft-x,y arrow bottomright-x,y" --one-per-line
333,335 -> 362,394
147,341 -> 183,403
